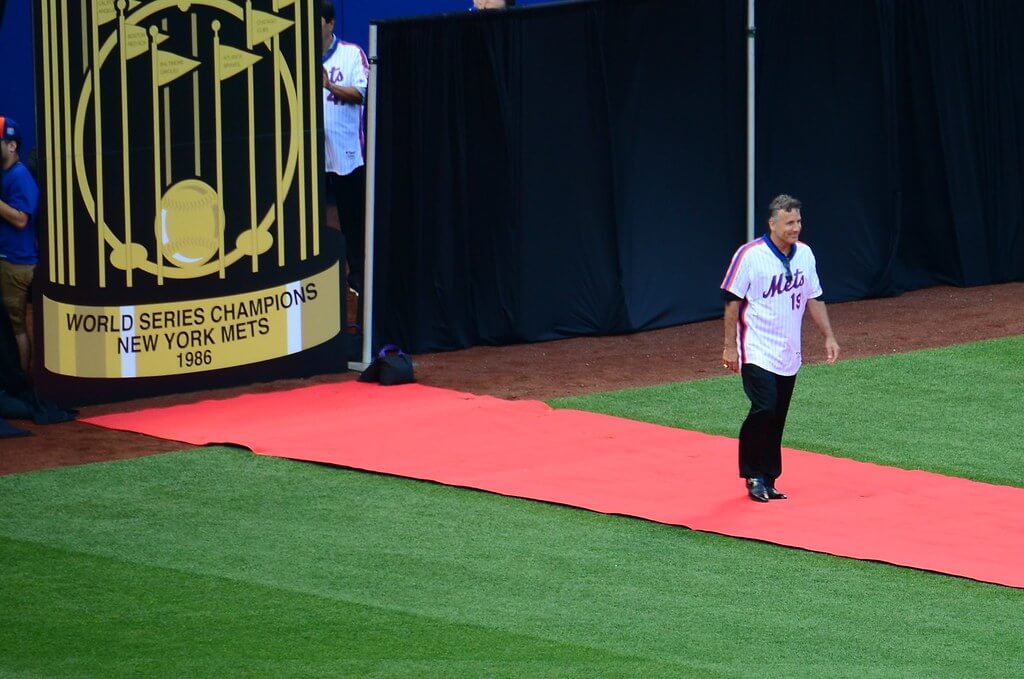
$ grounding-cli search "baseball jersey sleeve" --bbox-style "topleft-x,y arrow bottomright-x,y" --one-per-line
346,45 -> 369,99
806,250 -> 824,298
721,244 -> 754,299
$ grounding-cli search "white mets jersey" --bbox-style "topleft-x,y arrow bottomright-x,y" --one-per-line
721,235 -> 823,376
323,38 -> 369,176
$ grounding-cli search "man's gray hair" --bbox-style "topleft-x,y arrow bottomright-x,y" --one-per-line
768,194 -> 802,219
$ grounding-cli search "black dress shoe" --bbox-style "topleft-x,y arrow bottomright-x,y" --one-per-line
765,486 -> 787,500
746,477 -> 770,502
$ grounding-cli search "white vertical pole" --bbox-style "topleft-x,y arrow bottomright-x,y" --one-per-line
746,0 -> 756,242
354,23 -> 379,369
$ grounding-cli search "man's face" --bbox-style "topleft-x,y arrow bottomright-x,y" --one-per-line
769,208 -> 801,247
474,0 -> 507,9
321,16 -> 335,46
0,140 -> 15,169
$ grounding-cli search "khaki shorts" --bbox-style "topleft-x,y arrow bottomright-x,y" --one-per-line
0,261 -> 35,334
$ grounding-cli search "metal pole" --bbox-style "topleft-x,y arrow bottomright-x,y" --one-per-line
353,23 -> 378,370
746,0 -> 756,242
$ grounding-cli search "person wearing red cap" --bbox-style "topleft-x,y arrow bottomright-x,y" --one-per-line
0,116 -> 39,373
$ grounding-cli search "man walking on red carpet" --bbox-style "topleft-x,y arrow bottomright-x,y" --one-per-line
720,194 -> 840,502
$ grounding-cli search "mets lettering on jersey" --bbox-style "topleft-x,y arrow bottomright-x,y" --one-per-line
323,38 -> 369,176
721,235 -> 823,376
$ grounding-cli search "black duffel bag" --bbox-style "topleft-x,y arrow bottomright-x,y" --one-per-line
358,344 -> 415,386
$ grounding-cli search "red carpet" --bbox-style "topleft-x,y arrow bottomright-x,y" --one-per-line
84,382 -> 1024,588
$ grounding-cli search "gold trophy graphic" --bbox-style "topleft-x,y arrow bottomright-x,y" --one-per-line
38,0 -> 341,382
51,0 -> 322,287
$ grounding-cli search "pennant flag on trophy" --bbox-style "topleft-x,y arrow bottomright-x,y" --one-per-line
95,0 -> 143,26
218,45 -> 262,81
250,8 -> 293,46
157,50 -> 201,86
125,24 -> 168,60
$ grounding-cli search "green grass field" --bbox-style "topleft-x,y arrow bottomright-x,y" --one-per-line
2,337 -> 1023,677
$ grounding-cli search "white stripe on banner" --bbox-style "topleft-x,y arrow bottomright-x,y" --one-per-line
120,305 -> 136,378
286,281 -> 303,354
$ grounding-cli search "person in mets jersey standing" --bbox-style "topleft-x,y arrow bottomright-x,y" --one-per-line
720,194 -> 840,502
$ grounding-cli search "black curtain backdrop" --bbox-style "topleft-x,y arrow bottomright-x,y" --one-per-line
760,0 -> 1024,299
373,0 -> 746,353
373,0 -> 1024,354
756,0 -> 900,301
893,0 -> 1024,289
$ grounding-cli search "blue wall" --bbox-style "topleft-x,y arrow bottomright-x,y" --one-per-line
0,1 -> 550,153
0,0 -> 36,156
339,1 -> 550,50
340,1 -> 466,49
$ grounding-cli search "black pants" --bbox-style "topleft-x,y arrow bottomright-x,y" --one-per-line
738,363 -> 797,484
331,166 -> 366,296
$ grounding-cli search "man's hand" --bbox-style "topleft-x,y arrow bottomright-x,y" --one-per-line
807,298 -> 839,365
322,66 -> 331,91
824,336 -> 840,364
723,346 -> 740,373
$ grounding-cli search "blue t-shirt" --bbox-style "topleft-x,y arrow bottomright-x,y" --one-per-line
0,162 -> 40,265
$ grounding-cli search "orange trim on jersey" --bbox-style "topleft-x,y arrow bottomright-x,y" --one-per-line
721,240 -> 763,292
